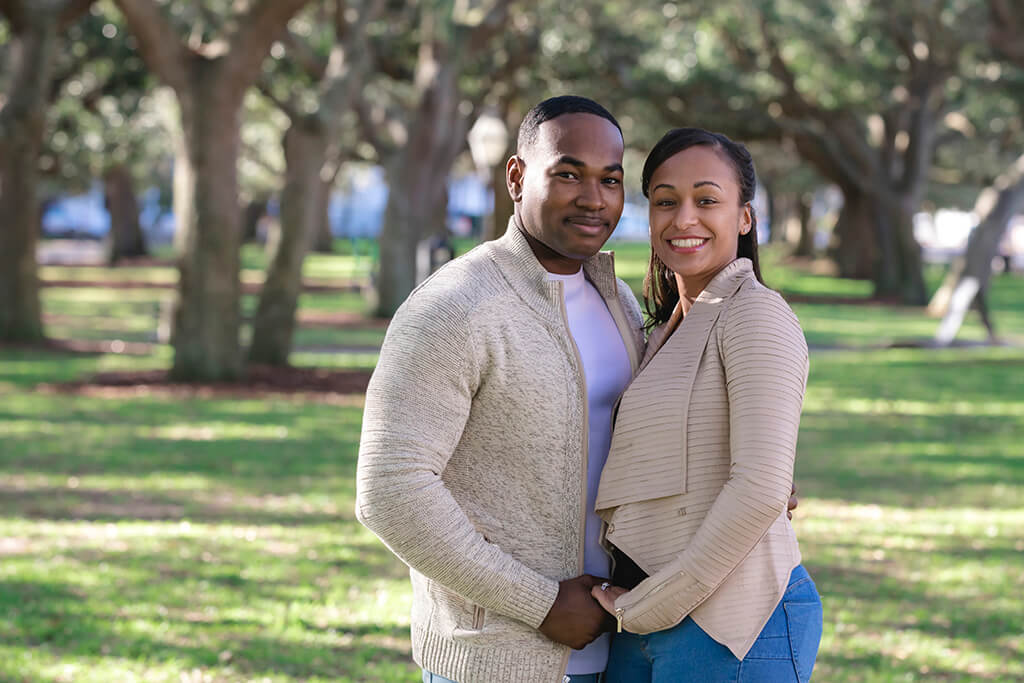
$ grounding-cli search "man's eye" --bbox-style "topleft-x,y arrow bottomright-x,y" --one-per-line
603,178 -> 621,185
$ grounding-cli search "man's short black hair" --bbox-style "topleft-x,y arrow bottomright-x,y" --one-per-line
516,95 -> 622,153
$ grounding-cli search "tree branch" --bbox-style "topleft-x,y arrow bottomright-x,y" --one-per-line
223,0 -> 314,92
989,0 -> 1024,67
280,26 -> 328,81
57,0 -> 94,31
0,0 -> 27,33
111,0 -> 190,93
352,93 -> 395,158
464,0 -> 513,55
256,77 -> 303,123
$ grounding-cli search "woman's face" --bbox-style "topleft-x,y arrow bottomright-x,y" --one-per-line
648,145 -> 751,294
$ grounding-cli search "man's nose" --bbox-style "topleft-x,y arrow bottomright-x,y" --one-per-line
576,179 -> 605,210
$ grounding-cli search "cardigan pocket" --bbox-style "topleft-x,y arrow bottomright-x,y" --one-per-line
426,579 -> 477,636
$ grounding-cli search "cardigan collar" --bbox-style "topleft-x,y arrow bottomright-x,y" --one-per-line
488,216 -> 620,322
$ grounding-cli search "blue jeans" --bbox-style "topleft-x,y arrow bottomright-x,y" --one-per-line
423,672 -> 603,683
605,565 -> 822,682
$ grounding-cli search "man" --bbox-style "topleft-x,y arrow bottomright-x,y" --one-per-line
357,95 -> 638,683
356,96 -> 794,682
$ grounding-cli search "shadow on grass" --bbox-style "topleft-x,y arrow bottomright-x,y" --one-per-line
0,484 -> 357,526
0,531 -> 417,678
807,561 -> 1023,672
7,612 -> 414,681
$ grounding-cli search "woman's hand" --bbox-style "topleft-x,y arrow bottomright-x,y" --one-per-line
590,582 -> 628,615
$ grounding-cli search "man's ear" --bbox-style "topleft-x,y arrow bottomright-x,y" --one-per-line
507,155 -> 525,203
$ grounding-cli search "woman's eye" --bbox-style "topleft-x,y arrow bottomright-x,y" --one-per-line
697,197 -> 717,206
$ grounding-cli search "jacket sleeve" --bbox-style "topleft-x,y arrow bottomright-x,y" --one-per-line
355,286 -> 559,629
613,288 -> 808,633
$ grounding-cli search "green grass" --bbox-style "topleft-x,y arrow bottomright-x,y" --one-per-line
3,240 -> 1023,681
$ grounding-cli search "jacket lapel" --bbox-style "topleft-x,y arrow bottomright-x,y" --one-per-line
595,259 -> 753,512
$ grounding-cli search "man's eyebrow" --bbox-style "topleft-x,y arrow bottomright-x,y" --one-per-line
554,156 -> 623,174
555,155 -> 586,167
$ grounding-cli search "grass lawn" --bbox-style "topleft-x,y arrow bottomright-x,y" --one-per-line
2,240 -> 1022,681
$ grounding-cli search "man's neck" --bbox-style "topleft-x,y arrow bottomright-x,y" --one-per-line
516,225 -> 586,275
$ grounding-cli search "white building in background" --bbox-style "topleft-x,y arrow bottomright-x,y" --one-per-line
39,175 -> 1024,269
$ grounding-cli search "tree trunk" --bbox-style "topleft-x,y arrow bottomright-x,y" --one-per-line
241,197 -> 267,243
933,156 -> 1024,344
0,9 -> 59,343
829,187 -> 877,280
765,189 -> 784,244
167,67 -> 244,380
104,164 -> 147,264
870,198 -> 927,304
248,122 -> 327,365
794,193 -> 814,257
311,180 -> 334,253
109,0 -> 314,377
374,62 -> 465,317
376,172 -> 435,317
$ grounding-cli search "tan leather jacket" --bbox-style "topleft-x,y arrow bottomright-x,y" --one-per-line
596,258 -> 808,659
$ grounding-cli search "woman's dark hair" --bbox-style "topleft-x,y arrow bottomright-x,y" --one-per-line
640,127 -> 764,329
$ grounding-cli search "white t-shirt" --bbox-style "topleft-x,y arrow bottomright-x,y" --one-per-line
548,268 -> 633,675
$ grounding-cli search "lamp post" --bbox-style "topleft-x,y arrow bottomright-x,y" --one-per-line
467,111 -> 510,241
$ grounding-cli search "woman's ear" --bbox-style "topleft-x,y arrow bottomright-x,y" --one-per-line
507,155 -> 525,203
739,203 -> 753,235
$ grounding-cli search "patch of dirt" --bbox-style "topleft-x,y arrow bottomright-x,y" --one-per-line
112,255 -> 176,267
39,365 -> 372,403
296,310 -> 391,328
0,338 -> 155,356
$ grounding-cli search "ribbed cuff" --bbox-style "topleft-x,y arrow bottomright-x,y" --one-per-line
502,566 -> 560,630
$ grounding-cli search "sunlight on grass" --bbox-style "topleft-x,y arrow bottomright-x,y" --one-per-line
799,500 -> 1024,682
804,394 -> 1024,416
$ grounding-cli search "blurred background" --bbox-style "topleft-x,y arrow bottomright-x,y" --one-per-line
1,1 -> 1022,681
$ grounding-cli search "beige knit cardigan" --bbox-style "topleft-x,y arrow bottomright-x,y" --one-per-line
595,258 -> 809,660
357,223 -> 644,683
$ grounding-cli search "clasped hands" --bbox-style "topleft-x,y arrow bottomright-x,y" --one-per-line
539,485 -> 799,648
538,574 -> 619,649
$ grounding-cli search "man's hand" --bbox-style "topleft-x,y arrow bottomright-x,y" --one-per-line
788,483 -> 799,520
539,574 -> 610,649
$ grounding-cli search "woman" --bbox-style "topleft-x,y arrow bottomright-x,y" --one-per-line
590,128 -> 822,682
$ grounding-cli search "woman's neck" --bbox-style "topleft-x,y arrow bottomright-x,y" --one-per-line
674,273 -> 705,316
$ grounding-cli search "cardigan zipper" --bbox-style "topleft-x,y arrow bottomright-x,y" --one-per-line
555,280 -> 589,680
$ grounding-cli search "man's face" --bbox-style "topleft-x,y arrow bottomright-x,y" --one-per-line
508,113 -> 625,273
